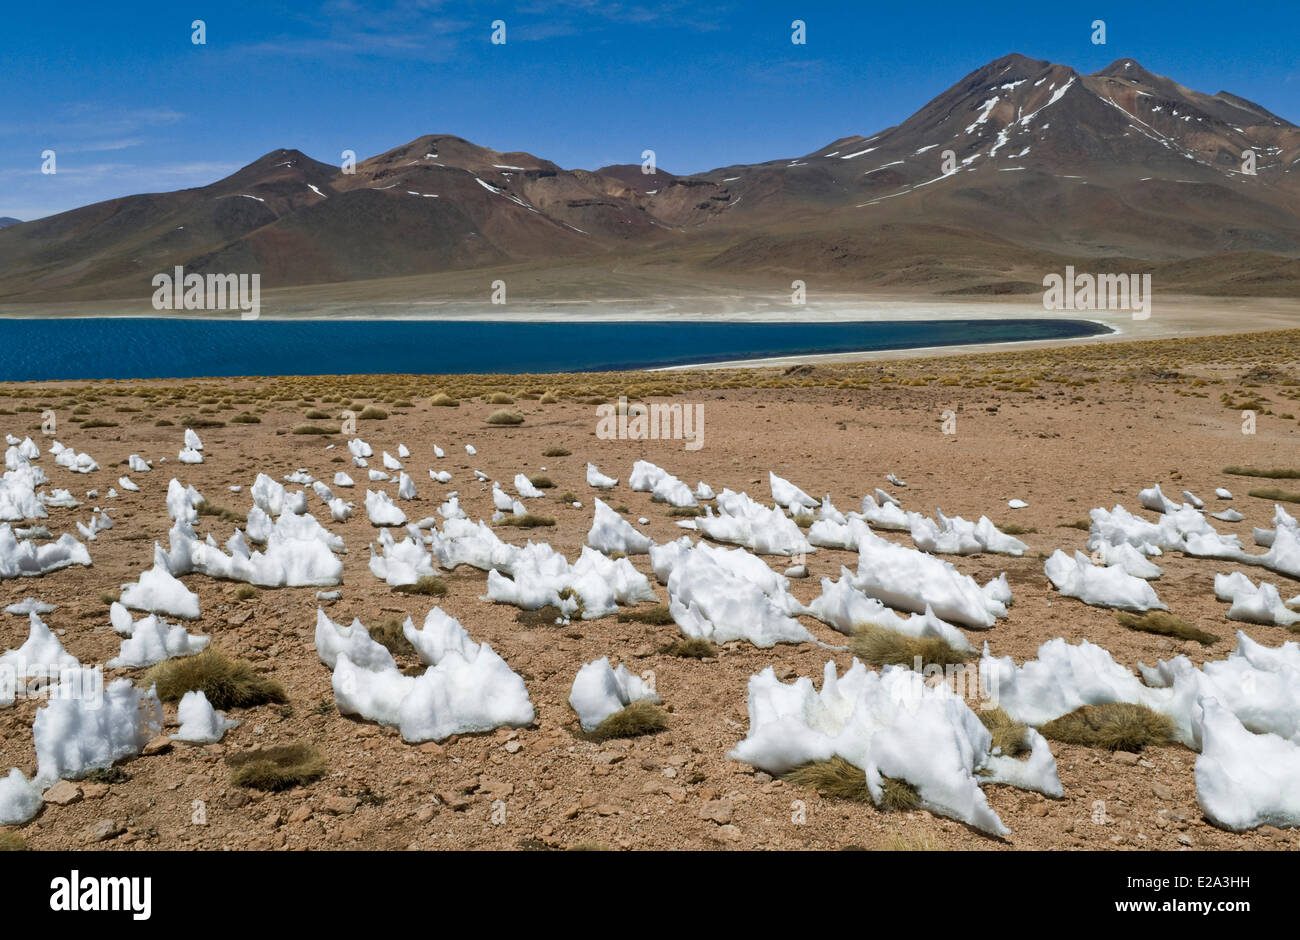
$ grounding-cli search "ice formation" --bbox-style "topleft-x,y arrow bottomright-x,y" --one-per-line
769,471 -> 818,511
369,527 -> 438,587
666,541 -> 813,647
908,509 -> 1028,556
587,497 -> 652,555
119,550 -> 202,619
330,608 -> 533,743
586,463 -> 618,489
33,676 -> 162,786
696,489 -> 812,556
365,489 -> 407,527
486,543 -> 657,619
0,613 -> 81,707
0,524 -> 92,579
314,608 -> 397,671
569,657 -> 661,732
1043,550 -> 1165,611
802,569 -> 972,652
730,660 -> 1062,836
852,531 -> 1007,629
172,690 -> 241,743
0,768 -> 42,825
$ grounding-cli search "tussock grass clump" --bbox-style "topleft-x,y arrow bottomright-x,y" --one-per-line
99,591 -> 119,605
528,475 -> 554,489
586,701 -> 669,741
539,392 -> 559,404
1060,518 -> 1092,531
1248,486 -> 1300,504
303,409 -> 331,419
516,604 -> 566,626
1117,610 -> 1218,645
234,585 -> 259,601
79,419 -> 118,429
849,624 -> 971,669
1000,523 -> 1037,535
357,406 -> 388,420
978,707 -> 1029,757
486,392 -> 515,404
367,619 -> 417,658
486,409 -> 524,425
0,830 -> 26,851
1223,465 -> 1300,479
542,446 -> 571,457
195,500 -> 246,525
430,393 -> 459,407
617,604 -> 674,626
559,491 -> 577,503
667,506 -> 701,518
783,756 -> 871,801
154,419 -> 174,427
1040,703 -> 1174,752
878,776 -> 922,812
144,650 -> 287,710
393,575 -> 448,597
231,413 -> 261,424
228,743 -> 324,791
660,637 -> 715,658
880,833 -> 940,851
181,416 -> 225,428
495,512 -> 554,528
292,424 -> 334,435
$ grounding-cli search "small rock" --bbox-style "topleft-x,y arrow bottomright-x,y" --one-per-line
503,740 -> 522,754
1113,752 -> 1139,766
415,804 -> 437,823
79,782 -> 109,800
222,790 -> 251,809
700,799 -> 734,825
288,804 -> 312,824
43,780 -> 83,806
89,819 -> 125,843
1151,783 -> 1174,801
142,735 -> 173,756
1177,833 -> 1193,846
1030,803 -> 1050,817
712,824 -> 742,843
322,795 -> 359,815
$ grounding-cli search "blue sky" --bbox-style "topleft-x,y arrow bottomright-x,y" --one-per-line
4,0 -> 1298,220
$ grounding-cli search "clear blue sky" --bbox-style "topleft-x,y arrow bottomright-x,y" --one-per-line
4,0 -> 1298,220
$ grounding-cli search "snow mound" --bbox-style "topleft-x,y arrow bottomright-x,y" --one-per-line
667,541 -> 812,647
365,489 -> 407,527
486,543 -> 657,619
730,660 -> 1061,835
802,568 -> 971,651
908,509 -> 1028,556
33,676 -> 162,786
369,526 -> 437,587
0,523 -> 92,579
696,489 -> 813,556
314,608 -> 397,671
172,690 -> 240,743
1194,697 -> 1300,831
587,497 -> 652,555
852,531 -> 1006,629
0,613 -> 81,707
570,657 -> 660,732
1044,549 -> 1165,611
0,768 -> 42,825
769,471 -> 817,511
107,613 -> 209,668
119,546 -> 201,619
586,463 -> 618,489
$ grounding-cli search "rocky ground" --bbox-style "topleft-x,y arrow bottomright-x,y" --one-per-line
2,328 -> 1300,851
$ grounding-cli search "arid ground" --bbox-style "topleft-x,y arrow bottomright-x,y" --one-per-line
3,327 -> 1300,851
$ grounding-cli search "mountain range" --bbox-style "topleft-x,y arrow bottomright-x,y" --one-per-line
3,53 -> 1298,304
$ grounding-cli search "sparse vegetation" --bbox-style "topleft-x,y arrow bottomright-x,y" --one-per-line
1040,702 -> 1174,752
542,446 -> 571,457
585,701 -> 668,741
430,393 -> 459,407
528,475 -> 555,489
1117,610 -> 1218,645
1248,486 -> 1300,503
234,585 -> 259,601
195,500 -> 246,525
783,756 -> 871,801
495,512 -> 554,527
617,604 -> 674,626
660,637 -> 715,658
516,604 -> 566,626
292,423 -> 334,435
978,707 -> 1029,757
367,618 -> 416,658
1223,465 -> 1300,479
486,409 -> 524,425
228,743 -> 324,791
849,624 -> 971,669
0,830 -> 26,851
393,575 -> 448,597
144,650 -> 287,710
486,392 -> 515,404
357,406 -> 388,420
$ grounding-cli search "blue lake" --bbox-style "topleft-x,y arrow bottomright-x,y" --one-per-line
0,317 -> 1110,381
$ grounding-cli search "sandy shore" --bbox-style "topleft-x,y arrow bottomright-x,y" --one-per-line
2,329 -> 1300,851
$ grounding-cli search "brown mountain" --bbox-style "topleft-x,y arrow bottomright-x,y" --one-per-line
1,53 -> 1297,303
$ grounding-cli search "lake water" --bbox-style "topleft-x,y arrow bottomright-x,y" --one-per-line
0,317 -> 1110,381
